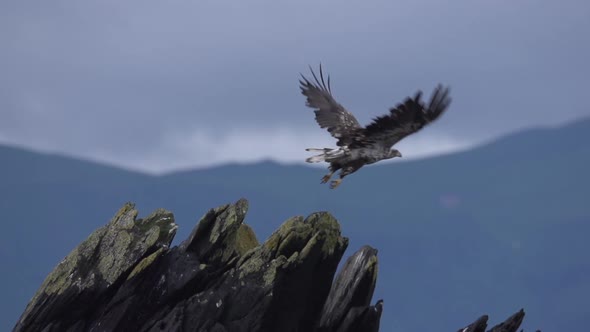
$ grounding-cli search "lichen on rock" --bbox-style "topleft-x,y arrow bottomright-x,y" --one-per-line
14,203 -> 177,332
180,198 -> 257,266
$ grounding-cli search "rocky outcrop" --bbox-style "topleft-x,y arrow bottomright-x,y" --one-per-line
458,309 -> 533,332
13,199 -> 534,332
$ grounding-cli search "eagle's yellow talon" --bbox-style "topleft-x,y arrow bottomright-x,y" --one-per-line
330,179 -> 342,189
321,173 -> 333,183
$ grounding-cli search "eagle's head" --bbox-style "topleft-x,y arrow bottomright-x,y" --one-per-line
387,149 -> 402,159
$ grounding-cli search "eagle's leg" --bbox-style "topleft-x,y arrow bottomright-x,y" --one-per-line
321,172 -> 333,184
322,164 -> 339,184
329,163 -> 362,189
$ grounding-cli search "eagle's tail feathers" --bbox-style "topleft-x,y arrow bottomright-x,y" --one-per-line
305,148 -> 333,152
306,155 -> 325,163
305,147 -> 345,163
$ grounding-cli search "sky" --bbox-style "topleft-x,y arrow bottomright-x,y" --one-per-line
1,0 -> 589,174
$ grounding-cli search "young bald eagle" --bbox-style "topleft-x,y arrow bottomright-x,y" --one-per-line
300,65 -> 451,189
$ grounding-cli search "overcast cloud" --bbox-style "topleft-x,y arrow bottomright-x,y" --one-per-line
1,0 -> 589,173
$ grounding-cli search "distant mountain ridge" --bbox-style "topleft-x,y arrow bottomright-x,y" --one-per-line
3,116 -> 589,177
2,117 -> 589,331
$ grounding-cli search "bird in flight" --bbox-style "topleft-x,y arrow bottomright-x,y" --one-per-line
300,65 -> 451,189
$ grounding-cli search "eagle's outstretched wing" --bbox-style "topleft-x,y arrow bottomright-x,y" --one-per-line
351,85 -> 451,149
300,66 -> 362,147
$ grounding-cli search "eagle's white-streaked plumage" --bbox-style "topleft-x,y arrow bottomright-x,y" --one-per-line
300,65 -> 451,188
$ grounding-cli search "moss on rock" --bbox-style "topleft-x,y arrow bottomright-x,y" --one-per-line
127,247 -> 166,280
235,224 -> 259,256
15,203 -> 178,331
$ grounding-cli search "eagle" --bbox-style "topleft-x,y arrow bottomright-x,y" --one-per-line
300,65 -> 451,189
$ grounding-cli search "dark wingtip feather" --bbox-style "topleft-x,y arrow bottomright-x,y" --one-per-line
425,84 -> 452,120
317,63 -> 330,92
302,64 -> 332,93
311,66 -> 322,89
413,91 -> 423,102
